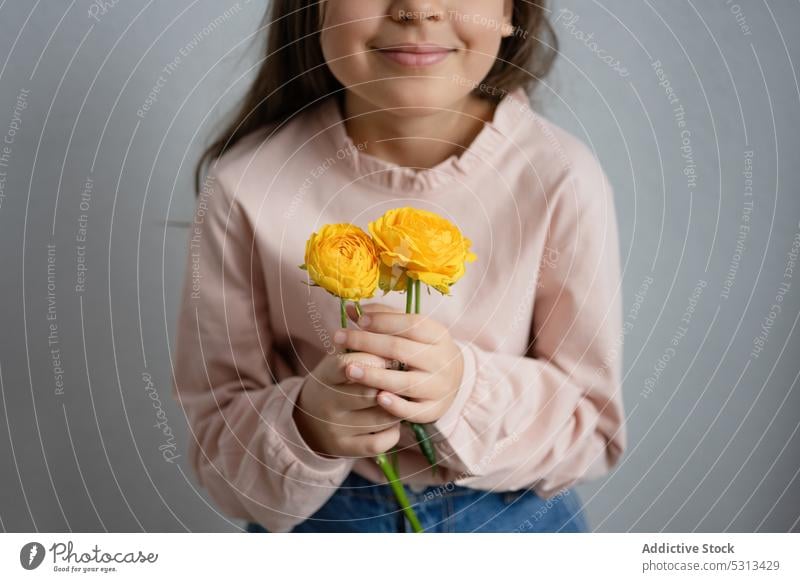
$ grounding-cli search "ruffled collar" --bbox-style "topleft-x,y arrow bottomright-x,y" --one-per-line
314,87 -> 530,192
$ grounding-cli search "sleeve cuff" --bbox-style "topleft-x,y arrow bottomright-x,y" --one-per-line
429,338 -> 478,443
277,378 -> 354,475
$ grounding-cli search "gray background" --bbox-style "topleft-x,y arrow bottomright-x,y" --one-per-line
1,0 -> 799,532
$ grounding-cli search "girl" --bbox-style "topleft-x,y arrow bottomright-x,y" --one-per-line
173,0 -> 626,533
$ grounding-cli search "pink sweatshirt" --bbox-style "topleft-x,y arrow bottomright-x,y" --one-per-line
171,87 -> 626,532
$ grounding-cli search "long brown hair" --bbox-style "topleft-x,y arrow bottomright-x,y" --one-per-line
195,0 -> 558,194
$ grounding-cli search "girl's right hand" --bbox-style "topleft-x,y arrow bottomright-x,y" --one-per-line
293,352 -> 401,459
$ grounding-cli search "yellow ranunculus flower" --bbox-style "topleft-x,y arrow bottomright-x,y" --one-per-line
299,224 -> 380,300
368,207 -> 477,295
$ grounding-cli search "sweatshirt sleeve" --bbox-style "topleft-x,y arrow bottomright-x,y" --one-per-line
427,156 -> 626,497
171,166 -> 354,532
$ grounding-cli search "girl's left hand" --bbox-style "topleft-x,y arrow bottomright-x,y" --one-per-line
335,303 -> 464,424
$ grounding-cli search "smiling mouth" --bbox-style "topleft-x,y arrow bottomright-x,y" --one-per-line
374,44 -> 456,67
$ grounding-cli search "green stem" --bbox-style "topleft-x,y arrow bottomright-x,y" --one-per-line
403,278 -> 437,473
341,296 -> 420,531
375,452 -> 423,533
340,299 -> 355,356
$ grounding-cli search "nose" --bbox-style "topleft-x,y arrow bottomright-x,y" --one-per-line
390,1 -> 446,24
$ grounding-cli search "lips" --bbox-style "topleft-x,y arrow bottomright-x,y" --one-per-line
374,44 -> 455,67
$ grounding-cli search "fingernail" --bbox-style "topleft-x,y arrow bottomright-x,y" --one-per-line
378,394 -> 392,406
333,330 -> 346,344
348,365 -> 364,379
358,315 -> 371,328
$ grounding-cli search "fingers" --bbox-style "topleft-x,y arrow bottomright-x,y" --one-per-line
345,362 -> 429,399
326,383 -> 379,410
322,351 -> 388,385
347,406 -> 403,434
345,302 -> 367,323
360,303 -> 404,314
341,423 -> 401,457
334,328 -> 436,371
357,311 -> 447,344
346,302 -> 403,324
375,390 -> 437,423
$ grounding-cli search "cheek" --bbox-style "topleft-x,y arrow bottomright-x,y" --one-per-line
456,22 -> 504,84
320,4 -> 382,87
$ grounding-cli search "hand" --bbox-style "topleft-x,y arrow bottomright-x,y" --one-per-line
293,351 -> 402,459
334,303 -> 464,424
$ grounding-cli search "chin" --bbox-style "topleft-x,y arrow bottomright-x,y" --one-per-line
366,81 -> 472,116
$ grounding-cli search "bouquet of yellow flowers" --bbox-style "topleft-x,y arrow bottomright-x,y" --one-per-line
299,207 -> 476,532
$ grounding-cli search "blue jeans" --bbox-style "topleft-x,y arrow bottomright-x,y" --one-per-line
246,471 -> 589,533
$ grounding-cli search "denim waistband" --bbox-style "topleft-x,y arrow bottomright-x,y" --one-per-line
339,470 -> 529,505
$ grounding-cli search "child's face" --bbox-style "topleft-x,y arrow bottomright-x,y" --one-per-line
320,0 -> 513,114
